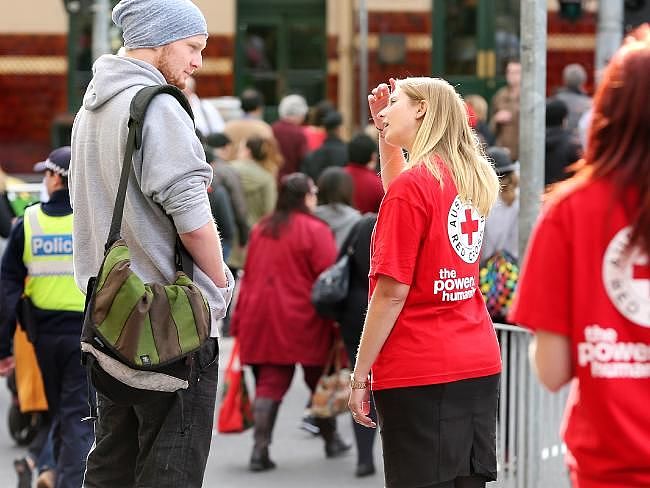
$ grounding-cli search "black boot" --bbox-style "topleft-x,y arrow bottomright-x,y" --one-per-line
316,416 -> 352,458
249,397 -> 280,472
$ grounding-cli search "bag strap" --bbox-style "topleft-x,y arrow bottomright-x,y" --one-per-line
105,85 -> 196,277
226,339 -> 241,373
322,339 -> 344,375
338,217 -> 365,260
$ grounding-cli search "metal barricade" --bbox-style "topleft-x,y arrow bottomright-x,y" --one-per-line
490,324 -> 571,488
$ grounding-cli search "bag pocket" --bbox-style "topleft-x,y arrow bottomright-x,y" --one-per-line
84,342 -> 191,406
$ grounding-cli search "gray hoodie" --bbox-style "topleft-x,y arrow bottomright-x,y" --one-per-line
70,54 -> 233,335
313,204 -> 361,250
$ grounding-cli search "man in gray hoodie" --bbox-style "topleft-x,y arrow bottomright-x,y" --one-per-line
69,0 -> 233,486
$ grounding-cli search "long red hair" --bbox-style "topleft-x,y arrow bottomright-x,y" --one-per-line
550,25 -> 650,255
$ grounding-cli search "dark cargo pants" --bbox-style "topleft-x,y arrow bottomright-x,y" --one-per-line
83,338 -> 219,488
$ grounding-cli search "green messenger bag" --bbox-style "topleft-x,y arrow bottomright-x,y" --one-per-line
80,84 -> 211,408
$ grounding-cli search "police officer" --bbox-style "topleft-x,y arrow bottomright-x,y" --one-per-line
0,147 -> 93,488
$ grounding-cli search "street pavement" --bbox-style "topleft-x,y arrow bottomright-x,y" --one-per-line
205,337 -> 384,487
0,337 -> 385,487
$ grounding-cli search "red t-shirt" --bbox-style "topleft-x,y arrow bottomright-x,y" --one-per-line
344,164 -> 385,214
272,119 -> 308,178
509,179 -> 650,488
369,162 -> 501,390
303,125 -> 327,152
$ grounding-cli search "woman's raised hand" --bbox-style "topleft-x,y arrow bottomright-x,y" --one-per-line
368,78 -> 396,131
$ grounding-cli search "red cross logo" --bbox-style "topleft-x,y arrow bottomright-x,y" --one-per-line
460,209 -> 479,245
633,262 -> 650,296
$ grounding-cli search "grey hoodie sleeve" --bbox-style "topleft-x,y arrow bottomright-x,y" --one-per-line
139,94 -> 214,234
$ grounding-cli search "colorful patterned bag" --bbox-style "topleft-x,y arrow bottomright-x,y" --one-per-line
479,250 -> 519,323
310,340 -> 351,418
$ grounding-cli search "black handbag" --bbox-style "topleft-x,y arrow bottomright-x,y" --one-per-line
311,221 -> 363,320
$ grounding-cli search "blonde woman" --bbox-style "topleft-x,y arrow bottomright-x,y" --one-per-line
348,77 -> 501,488
465,94 -> 495,146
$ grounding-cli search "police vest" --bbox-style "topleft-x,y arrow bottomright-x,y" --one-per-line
22,204 -> 85,312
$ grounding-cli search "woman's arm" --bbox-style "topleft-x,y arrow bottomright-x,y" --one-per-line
368,78 -> 406,191
378,135 -> 406,192
349,274 -> 410,427
529,330 -> 572,392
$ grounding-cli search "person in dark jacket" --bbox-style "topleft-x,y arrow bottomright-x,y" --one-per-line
206,132 -> 250,247
207,181 -> 236,261
554,63 -> 592,135
338,213 -> 378,478
0,168 -> 15,240
201,133 -> 236,258
301,111 -> 348,182
0,147 -> 93,488
545,98 -> 582,186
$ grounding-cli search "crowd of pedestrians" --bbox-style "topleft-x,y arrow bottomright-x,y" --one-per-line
0,0 -> 647,487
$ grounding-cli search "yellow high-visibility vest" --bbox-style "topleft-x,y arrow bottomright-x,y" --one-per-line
22,204 -> 85,312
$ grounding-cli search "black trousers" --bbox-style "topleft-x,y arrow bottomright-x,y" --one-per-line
83,338 -> 219,488
33,332 -> 94,488
342,341 -> 377,467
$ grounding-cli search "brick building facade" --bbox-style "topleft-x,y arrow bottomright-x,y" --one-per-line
0,0 -> 612,173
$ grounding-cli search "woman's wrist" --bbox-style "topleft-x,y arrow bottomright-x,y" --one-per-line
350,372 -> 369,389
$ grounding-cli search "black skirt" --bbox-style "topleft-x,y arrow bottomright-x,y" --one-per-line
373,374 -> 500,488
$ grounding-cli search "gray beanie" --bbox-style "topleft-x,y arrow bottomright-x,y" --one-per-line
112,0 -> 208,49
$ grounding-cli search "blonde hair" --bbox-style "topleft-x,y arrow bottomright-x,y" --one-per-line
398,77 -> 499,216
465,94 -> 488,121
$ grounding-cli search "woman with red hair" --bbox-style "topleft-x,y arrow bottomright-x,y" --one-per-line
510,25 -> 650,488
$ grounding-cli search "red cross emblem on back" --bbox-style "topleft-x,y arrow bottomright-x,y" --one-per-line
460,209 -> 479,245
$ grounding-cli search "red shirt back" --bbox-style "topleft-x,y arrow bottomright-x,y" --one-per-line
272,119 -> 308,178
509,179 -> 650,487
369,162 -> 501,390
344,164 -> 385,214
303,125 -> 327,151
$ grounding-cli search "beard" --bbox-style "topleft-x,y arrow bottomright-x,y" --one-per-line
157,46 -> 186,89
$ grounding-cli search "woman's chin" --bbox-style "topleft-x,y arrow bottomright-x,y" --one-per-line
384,132 -> 398,147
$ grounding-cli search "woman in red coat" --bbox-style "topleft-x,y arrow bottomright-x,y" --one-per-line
230,172 -> 349,472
